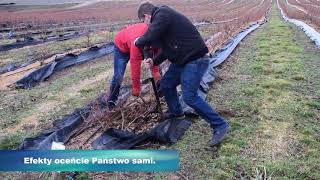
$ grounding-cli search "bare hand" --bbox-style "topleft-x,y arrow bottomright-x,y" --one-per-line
144,58 -> 153,69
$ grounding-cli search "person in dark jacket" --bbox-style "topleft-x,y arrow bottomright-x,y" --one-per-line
134,2 -> 230,147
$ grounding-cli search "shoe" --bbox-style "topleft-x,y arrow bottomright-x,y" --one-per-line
162,112 -> 185,120
107,100 -> 116,109
208,124 -> 230,147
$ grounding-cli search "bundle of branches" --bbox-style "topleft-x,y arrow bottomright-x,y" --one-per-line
66,81 -> 166,150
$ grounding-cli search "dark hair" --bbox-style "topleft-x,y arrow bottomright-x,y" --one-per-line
138,2 -> 155,20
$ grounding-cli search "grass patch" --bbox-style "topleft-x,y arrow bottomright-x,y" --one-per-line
0,55 -> 113,149
159,2 -> 320,179
261,78 -> 293,89
0,133 -> 23,149
306,101 -> 320,109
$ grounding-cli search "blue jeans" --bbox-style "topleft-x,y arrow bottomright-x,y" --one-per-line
160,57 -> 228,130
108,45 -> 130,102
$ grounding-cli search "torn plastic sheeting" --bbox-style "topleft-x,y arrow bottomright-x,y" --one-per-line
0,53 -> 61,75
15,42 -> 114,89
92,118 -> 192,150
18,105 -> 92,150
0,33 -> 83,74
0,32 -> 81,52
277,0 -> 320,48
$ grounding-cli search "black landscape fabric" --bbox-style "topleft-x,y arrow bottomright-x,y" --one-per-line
18,104 -> 92,150
15,42 -> 114,89
0,32 -> 81,53
91,118 -> 192,149
18,23 -> 261,150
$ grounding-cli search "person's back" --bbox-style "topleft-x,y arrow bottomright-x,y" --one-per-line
158,6 -> 207,64
136,5 -> 208,65
115,23 -> 148,54
107,22 -> 161,109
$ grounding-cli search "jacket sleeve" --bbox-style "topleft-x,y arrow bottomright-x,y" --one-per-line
153,51 -> 166,65
129,42 -> 142,92
142,46 -> 153,59
135,10 -> 171,47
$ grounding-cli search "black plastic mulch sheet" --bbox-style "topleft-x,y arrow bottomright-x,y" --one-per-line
15,42 -> 114,89
18,94 -> 192,150
0,33 -> 84,74
0,36 -> 36,52
18,81 -> 149,150
91,23 -> 262,149
92,118 -> 192,149
0,53 -> 60,75
0,32 -> 81,52
18,23 -> 262,150
18,104 -> 92,150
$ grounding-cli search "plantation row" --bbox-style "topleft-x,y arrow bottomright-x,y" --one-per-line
0,0 -> 270,32
279,0 -> 320,30
0,0 -> 272,151
0,0 -> 272,70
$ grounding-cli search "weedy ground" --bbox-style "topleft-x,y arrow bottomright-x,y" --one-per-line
158,2 -> 319,179
0,1 -> 319,179
72,2 -> 319,179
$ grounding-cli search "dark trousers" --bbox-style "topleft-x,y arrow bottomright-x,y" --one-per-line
160,57 -> 228,130
108,45 -> 129,102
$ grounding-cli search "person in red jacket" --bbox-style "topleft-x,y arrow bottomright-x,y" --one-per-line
107,23 -> 161,109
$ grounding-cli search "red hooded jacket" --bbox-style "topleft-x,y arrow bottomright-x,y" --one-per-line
114,23 -> 160,94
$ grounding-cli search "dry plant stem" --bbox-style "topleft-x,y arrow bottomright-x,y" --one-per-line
139,96 -> 147,104
125,104 -> 157,130
178,172 -> 189,180
121,109 -> 125,130
79,126 -> 103,149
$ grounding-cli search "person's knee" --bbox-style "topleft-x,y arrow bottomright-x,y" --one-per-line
111,73 -> 123,85
182,91 -> 197,106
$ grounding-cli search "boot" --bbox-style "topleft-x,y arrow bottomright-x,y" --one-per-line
208,124 -> 230,147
